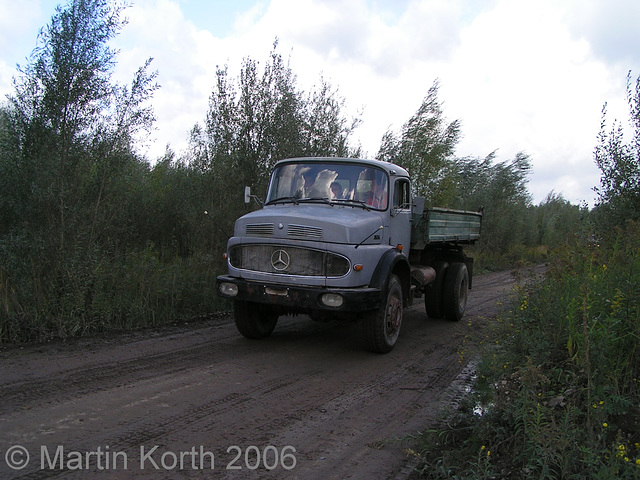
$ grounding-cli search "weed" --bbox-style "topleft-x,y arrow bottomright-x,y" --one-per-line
413,222 -> 640,479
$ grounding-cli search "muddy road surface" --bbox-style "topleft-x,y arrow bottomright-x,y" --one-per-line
0,268 -> 531,479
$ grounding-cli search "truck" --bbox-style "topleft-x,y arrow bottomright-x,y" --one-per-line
216,157 -> 482,353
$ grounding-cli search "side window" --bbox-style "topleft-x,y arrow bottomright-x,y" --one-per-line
393,179 -> 411,209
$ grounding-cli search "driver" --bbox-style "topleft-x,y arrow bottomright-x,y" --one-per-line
361,169 -> 387,208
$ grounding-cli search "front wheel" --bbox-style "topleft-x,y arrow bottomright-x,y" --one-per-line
363,274 -> 403,353
234,300 -> 279,339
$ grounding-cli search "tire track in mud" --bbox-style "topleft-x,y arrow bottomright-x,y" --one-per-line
5,371 -> 314,479
108,372 -> 315,449
0,337 -> 240,415
265,352 -> 463,479
208,338 -> 465,480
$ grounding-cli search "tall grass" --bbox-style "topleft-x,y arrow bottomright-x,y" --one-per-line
413,222 -> 640,479
0,245 -> 228,344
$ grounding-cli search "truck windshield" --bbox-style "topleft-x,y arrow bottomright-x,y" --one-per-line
266,162 -> 389,210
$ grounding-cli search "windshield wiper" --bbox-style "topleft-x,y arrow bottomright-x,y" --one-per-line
297,197 -> 332,205
265,196 -> 300,205
332,198 -> 371,210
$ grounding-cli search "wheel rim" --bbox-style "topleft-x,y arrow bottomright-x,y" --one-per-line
386,293 -> 402,338
458,275 -> 468,311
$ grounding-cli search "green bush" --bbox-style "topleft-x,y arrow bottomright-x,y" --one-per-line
414,222 -> 640,479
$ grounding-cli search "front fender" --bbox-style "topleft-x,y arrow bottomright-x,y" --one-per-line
369,248 -> 411,302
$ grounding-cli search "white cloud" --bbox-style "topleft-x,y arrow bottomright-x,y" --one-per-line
0,1 -> 42,54
432,0 -> 625,204
0,0 -> 55,102
563,0 -> 640,67
111,0 -> 222,156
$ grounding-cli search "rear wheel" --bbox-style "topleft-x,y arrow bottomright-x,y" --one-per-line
443,263 -> 469,322
364,274 -> 403,353
234,300 -> 279,339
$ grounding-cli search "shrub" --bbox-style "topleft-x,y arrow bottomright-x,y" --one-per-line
414,222 -> 640,479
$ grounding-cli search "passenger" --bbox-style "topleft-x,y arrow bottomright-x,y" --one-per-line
330,182 -> 343,199
302,171 -> 315,197
361,170 -> 387,208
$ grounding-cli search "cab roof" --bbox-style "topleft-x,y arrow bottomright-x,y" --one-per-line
273,157 -> 410,178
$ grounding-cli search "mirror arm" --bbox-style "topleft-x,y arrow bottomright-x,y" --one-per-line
244,186 -> 263,207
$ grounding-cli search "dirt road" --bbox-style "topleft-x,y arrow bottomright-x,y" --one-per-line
0,269 -> 526,479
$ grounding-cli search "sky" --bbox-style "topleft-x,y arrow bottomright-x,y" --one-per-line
1,0 -> 639,206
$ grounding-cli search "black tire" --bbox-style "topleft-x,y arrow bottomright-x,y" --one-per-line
443,262 -> 469,322
425,261 -> 448,319
234,300 -> 278,339
364,274 -> 403,354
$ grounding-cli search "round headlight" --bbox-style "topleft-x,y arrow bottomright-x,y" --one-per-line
219,282 -> 239,297
321,293 -> 344,308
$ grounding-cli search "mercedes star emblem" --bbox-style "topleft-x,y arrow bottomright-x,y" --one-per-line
271,249 -> 291,271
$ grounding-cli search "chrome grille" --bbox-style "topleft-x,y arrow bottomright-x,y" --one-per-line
245,223 -> 274,236
288,224 -> 323,239
229,244 -> 349,277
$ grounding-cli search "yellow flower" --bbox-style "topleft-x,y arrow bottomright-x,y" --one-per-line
603,423 -> 608,428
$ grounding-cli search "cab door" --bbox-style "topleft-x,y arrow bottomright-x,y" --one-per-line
388,178 -> 412,254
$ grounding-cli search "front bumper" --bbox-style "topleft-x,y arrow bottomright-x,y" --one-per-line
216,275 -> 382,312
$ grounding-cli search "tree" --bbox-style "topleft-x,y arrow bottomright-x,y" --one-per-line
0,0 -> 161,341
6,0 -> 157,249
189,41 -> 361,215
453,152 -> 533,253
594,72 -> 640,225
377,80 -> 461,204
302,78 -> 361,158
376,81 -> 537,255
535,192 -> 585,247
0,108 -> 22,235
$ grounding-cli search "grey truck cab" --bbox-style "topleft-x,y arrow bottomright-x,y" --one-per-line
217,157 -> 481,353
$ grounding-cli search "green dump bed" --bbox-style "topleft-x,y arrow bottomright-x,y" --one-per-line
410,206 -> 482,251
